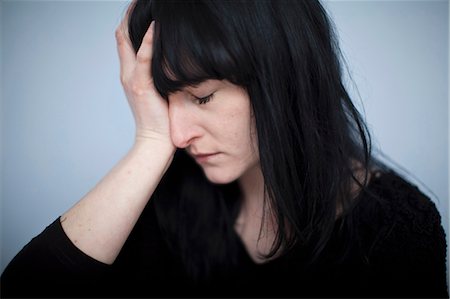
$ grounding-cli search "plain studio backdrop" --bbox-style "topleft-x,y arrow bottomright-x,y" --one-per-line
1,0 -> 448,282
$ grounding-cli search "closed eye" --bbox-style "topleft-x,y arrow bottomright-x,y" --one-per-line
195,93 -> 214,105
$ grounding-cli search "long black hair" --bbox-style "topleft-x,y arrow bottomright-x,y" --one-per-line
127,0 -> 372,281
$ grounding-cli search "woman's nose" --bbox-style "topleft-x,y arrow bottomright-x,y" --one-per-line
168,96 -> 201,149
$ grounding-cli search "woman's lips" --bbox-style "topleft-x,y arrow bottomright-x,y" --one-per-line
192,152 -> 220,163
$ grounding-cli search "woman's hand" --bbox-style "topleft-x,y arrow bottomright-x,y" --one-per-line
116,16 -> 173,148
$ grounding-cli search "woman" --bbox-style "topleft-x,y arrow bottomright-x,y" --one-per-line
1,0 -> 447,297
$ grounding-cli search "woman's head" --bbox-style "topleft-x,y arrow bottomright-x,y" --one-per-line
127,0 -> 371,278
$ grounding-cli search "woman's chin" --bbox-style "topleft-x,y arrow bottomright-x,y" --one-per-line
203,168 -> 239,185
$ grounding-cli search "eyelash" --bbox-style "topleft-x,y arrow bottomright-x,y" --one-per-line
195,94 -> 214,105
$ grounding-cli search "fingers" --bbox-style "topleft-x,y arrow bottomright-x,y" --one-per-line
116,18 -> 155,88
116,1 -> 139,82
134,21 -> 155,83
116,25 -> 136,83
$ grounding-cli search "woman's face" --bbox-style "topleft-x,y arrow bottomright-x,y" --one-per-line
168,79 -> 259,184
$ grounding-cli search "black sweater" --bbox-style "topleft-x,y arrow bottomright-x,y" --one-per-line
1,171 -> 448,298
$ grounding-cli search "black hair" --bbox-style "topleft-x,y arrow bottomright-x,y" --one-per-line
127,0 -> 372,281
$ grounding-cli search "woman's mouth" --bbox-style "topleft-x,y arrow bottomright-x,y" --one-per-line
191,152 -> 220,163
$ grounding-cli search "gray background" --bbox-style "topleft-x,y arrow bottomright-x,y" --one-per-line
1,0 -> 448,282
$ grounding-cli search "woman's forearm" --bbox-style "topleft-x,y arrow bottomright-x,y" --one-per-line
60,140 -> 175,265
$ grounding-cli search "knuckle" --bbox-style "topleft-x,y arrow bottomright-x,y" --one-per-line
130,82 -> 148,96
115,28 -> 123,41
136,52 -> 151,64
120,75 -> 128,86
115,27 -> 130,47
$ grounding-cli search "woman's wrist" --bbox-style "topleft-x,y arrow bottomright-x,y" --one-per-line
134,129 -> 174,149
132,136 -> 176,170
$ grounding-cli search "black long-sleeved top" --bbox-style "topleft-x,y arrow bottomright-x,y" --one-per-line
1,171 -> 448,298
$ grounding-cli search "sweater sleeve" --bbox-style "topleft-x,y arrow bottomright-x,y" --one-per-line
1,200 -> 185,298
1,218 -> 114,298
362,173 -> 449,298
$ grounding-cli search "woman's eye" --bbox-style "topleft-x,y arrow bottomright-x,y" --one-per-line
195,94 -> 214,105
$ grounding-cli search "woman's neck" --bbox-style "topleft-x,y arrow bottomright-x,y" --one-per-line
238,163 -> 266,215
236,164 -> 279,264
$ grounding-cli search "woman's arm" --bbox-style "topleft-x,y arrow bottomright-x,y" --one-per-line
60,140 -> 174,265
60,16 -> 175,264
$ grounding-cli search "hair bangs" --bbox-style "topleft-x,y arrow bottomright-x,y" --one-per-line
150,1 -> 248,99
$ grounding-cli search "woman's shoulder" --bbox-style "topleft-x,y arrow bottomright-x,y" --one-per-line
359,170 -> 443,236
345,170 -> 448,297
352,169 -> 446,263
